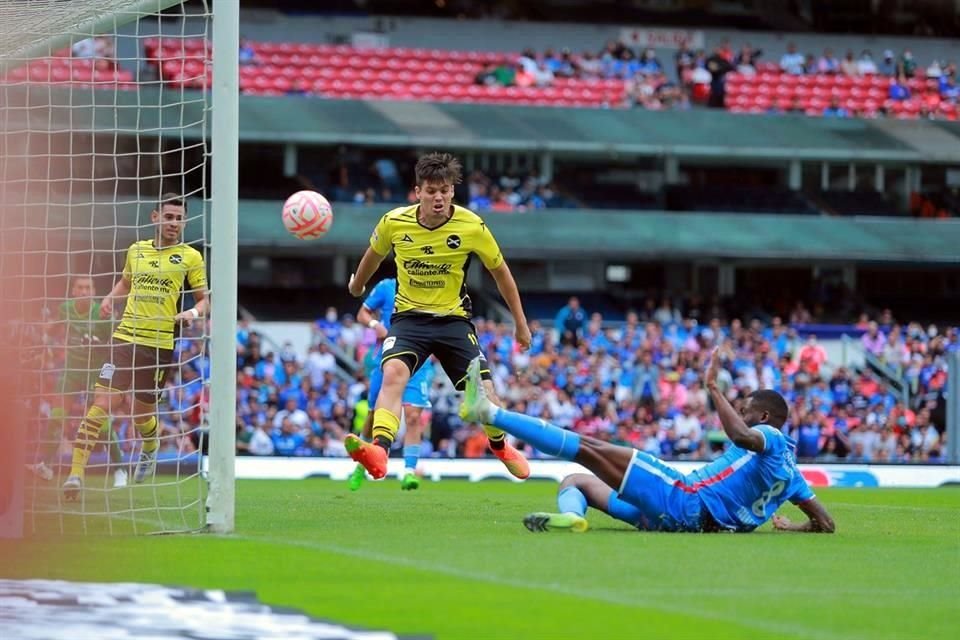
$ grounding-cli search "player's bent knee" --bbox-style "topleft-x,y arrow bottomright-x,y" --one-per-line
559,473 -> 593,491
92,393 -> 114,411
382,358 -> 412,386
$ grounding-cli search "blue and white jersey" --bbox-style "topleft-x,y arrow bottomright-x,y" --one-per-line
685,425 -> 815,532
363,278 -> 397,332
363,279 -> 397,363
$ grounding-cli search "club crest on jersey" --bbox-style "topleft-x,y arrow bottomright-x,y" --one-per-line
169,254 -> 183,264
446,235 -> 461,249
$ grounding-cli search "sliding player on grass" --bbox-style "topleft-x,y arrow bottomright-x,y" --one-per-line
345,152 -> 532,481
63,194 -> 207,500
350,278 -> 435,491
460,347 -> 836,534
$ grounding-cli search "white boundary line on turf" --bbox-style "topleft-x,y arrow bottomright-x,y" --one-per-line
826,502 -> 960,512
231,534 -> 873,640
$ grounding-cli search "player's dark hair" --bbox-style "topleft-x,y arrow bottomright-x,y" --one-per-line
748,389 -> 789,428
158,192 -> 186,212
415,152 -> 463,186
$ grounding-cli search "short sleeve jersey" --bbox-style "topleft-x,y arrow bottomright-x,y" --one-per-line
369,204 -> 503,318
114,240 -> 207,350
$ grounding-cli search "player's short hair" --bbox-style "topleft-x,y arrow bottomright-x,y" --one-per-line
748,389 -> 789,428
415,152 -> 462,186
158,192 -> 187,212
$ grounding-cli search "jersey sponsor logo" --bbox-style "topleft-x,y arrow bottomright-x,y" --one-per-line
402,259 -> 451,276
421,246 -> 434,254
169,254 -> 183,264
400,234 -> 414,243
133,273 -> 175,292
751,480 -> 786,518
383,337 -> 396,351
446,234 -> 461,249
98,363 -> 116,380
408,277 -> 445,289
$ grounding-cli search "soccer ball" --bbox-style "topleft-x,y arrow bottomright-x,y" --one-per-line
282,190 -> 333,240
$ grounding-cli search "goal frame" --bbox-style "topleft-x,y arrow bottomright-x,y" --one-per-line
206,0 -> 239,534
3,0 -> 239,535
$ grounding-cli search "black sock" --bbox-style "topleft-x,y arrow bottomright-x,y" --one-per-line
374,435 -> 392,451
488,435 -> 505,450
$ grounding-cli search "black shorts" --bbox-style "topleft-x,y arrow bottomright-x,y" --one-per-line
95,340 -> 174,402
381,314 -> 490,390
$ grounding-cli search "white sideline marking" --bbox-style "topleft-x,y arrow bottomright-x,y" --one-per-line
825,502 -> 960,513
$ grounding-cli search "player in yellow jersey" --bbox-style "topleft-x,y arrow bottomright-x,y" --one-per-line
63,194 -> 208,500
344,152 -> 532,480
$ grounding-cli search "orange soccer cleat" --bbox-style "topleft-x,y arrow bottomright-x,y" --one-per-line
344,434 -> 388,480
490,441 -> 530,480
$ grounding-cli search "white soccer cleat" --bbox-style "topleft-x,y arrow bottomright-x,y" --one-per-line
27,462 -> 54,481
113,468 -> 128,488
133,449 -> 157,484
62,475 -> 83,501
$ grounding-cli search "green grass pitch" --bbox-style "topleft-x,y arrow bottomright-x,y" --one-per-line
4,479 -> 959,639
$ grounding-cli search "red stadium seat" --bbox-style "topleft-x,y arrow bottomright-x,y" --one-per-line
270,77 -> 292,92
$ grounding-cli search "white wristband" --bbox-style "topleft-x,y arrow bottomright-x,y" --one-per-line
189,308 -> 199,319
367,319 -> 380,329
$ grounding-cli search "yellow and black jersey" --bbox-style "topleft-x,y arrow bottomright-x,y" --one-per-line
370,203 -> 503,318
113,240 -> 206,350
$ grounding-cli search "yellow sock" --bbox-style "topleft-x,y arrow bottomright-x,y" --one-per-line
69,405 -> 108,477
135,415 -> 159,453
371,408 -> 400,446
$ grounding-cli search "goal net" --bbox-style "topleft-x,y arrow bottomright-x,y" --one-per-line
0,0 -> 235,535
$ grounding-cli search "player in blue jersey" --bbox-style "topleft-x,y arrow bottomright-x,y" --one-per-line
350,278 -> 435,491
460,347 -> 835,534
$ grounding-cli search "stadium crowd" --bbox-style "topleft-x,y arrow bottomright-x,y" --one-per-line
228,299 -> 954,465
468,38 -> 957,116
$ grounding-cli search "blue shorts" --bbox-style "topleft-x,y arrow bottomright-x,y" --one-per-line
368,363 -> 431,409
617,450 -> 703,532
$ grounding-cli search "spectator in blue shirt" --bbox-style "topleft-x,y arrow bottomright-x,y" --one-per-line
878,50 -> 897,76
889,75 -> 910,101
823,98 -> 850,117
780,42 -> 806,75
238,38 -> 257,66
555,296 -> 588,346
316,307 -> 342,342
271,418 -> 306,456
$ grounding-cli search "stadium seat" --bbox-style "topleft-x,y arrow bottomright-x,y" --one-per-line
133,35 -> 960,117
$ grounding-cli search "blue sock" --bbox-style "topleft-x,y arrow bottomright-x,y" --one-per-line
606,490 -> 643,528
403,444 -> 420,471
557,486 -> 587,517
490,408 -> 581,460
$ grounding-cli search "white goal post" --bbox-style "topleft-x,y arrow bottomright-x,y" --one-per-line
207,0 -> 239,534
0,0 -> 237,535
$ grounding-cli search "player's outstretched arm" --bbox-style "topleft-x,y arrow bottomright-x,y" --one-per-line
488,262 -> 531,350
705,347 -> 765,452
356,304 -> 388,340
772,498 -> 836,533
349,247 -> 385,297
